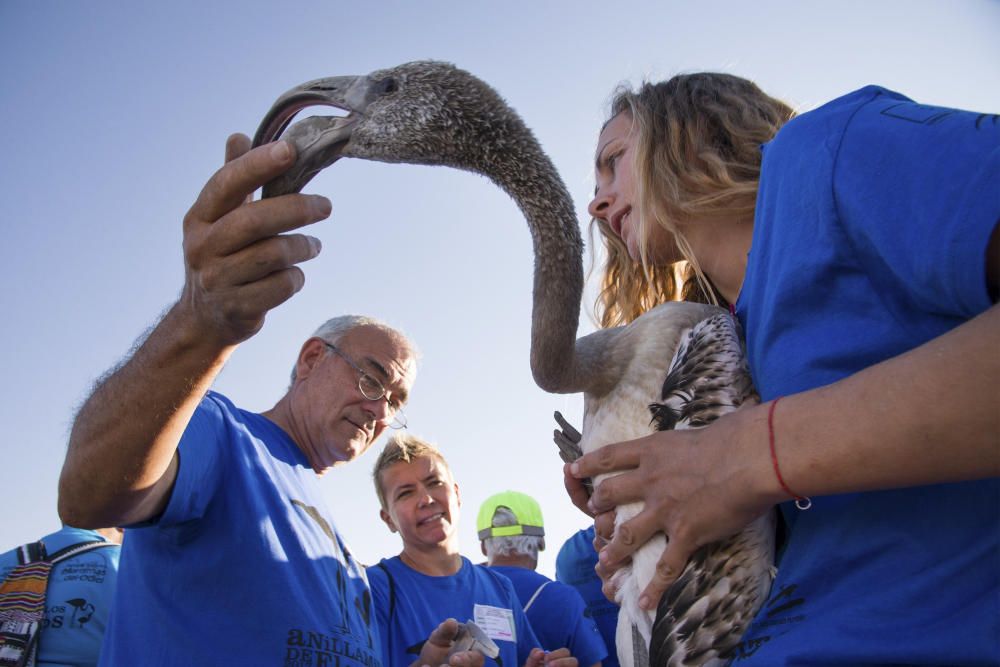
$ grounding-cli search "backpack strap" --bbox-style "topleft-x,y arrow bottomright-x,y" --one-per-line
13,544 -> 45,568
522,580 -> 552,613
372,562 -> 396,623
0,539 -> 116,667
46,541 -> 116,565
371,562 -> 397,662
0,542 -> 51,667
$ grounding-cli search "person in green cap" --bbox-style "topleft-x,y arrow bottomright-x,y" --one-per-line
479,491 -> 607,667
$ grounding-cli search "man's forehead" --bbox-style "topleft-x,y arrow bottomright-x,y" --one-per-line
341,327 -> 417,378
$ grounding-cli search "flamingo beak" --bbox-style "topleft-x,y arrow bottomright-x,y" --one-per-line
251,74 -> 374,198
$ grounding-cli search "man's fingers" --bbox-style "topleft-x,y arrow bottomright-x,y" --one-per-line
190,140 -> 297,223
203,233 -> 322,289
225,133 -> 252,164
209,194 -> 331,256
225,134 -> 254,205
638,537 -> 693,611
198,266 -> 306,332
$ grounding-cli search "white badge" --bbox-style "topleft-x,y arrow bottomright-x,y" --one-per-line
473,604 -> 516,643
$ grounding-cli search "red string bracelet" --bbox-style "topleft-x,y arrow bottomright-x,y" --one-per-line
768,397 -> 812,510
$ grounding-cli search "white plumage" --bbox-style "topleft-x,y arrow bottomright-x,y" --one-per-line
569,304 -> 775,667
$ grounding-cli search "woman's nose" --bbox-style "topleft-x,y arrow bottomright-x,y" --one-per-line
588,188 -> 612,220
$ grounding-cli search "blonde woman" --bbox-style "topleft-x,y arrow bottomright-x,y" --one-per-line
567,73 -> 999,664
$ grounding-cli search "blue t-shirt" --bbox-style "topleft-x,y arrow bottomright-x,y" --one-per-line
733,86 -> 1000,664
99,391 -> 381,667
1,526 -> 119,667
489,565 -> 606,666
368,556 -> 539,667
555,528 -> 619,667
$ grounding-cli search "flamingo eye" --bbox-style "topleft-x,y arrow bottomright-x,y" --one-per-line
376,77 -> 398,95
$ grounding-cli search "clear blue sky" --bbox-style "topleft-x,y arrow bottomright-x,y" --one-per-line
1,1 -> 997,576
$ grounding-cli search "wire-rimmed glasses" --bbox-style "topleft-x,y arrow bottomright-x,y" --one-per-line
323,342 -> 407,429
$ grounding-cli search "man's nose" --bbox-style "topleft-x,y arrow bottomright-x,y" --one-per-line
363,397 -> 391,424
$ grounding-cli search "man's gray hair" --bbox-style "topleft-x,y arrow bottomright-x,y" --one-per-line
289,314 -> 416,385
483,506 -> 545,562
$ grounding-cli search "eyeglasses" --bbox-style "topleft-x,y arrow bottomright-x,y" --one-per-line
323,342 -> 407,429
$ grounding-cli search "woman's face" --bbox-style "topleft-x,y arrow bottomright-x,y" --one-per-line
588,111 -> 678,264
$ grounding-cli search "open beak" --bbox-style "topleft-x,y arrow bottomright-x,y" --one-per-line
251,74 -> 375,198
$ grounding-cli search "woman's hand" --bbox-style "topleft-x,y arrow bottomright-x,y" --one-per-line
568,406 -> 777,609
525,647 -> 577,667
413,619 -> 485,667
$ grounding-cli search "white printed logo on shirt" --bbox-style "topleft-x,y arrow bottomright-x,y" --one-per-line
473,604 -> 516,642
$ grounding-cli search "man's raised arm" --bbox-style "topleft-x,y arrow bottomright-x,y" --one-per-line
59,135 -> 330,528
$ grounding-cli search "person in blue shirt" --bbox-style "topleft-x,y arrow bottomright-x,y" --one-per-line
555,527 -> 619,667
56,134 -> 484,667
477,491 -> 607,667
370,434 -> 576,667
0,525 -> 121,667
565,73 -> 999,664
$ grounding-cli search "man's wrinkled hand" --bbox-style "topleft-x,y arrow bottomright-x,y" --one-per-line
178,134 -> 331,347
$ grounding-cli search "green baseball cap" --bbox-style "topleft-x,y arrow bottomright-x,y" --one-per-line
477,490 -> 545,540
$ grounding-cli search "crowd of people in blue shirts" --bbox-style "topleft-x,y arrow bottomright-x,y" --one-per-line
2,65 -> 997,666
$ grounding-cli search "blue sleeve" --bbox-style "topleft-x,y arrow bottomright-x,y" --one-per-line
833,92 -> 1000,317
157,393 -> 226,526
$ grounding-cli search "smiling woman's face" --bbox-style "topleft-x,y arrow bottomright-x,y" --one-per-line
378,455 -> 461,552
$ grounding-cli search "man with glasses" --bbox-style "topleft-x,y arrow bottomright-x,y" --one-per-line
56,136 -> 478,667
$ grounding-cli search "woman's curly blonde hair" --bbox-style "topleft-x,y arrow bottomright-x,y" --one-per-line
592,72 -> 795,328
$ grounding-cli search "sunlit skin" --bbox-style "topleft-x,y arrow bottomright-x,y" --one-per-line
379,455 -> 463,575
569,101 -> 1000,616
264,325 -> 416,474
588,112 -> 680,266
588,112 -> 754,303
379,458 -> 580,667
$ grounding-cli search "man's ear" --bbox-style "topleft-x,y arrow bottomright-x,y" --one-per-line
380,508 -> 397,533
480,541 -> 488,558
294,338 -> 329,382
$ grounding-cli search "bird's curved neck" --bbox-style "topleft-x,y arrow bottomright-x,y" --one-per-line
473,136 -> 587,394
